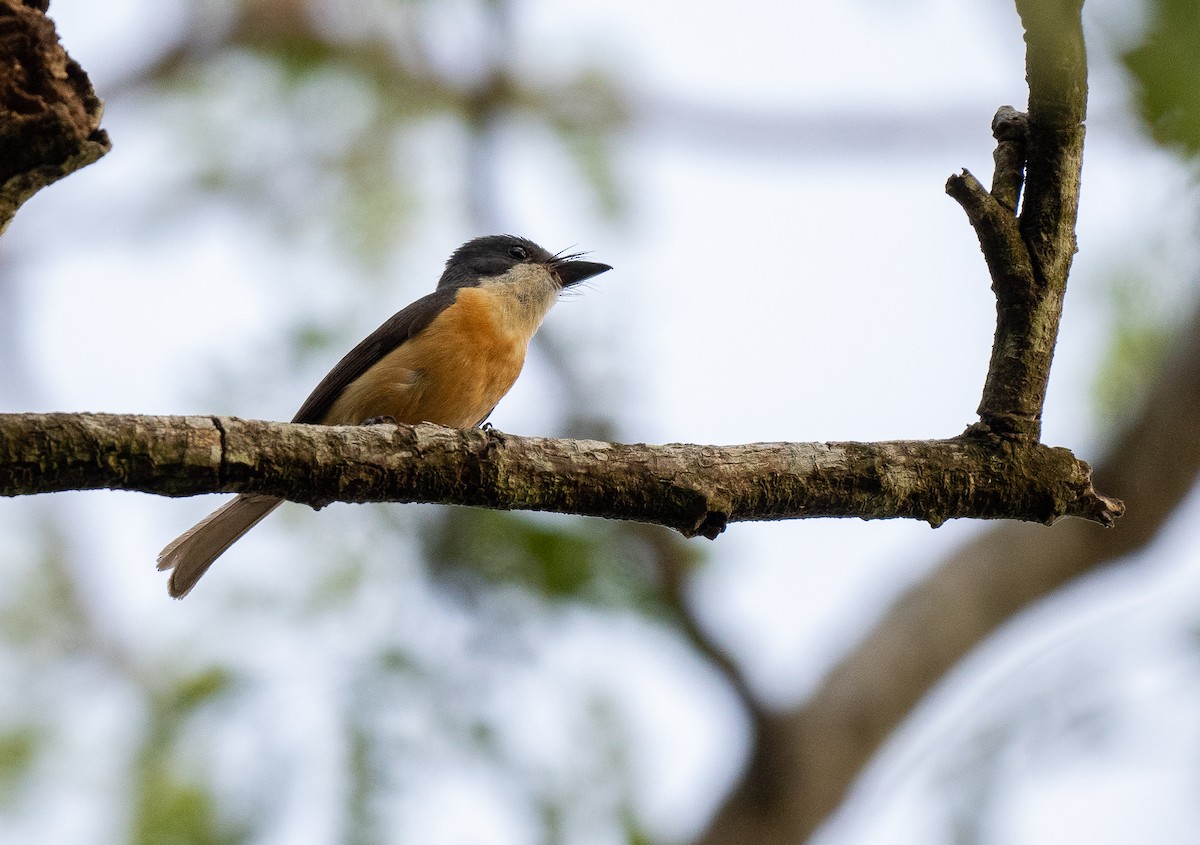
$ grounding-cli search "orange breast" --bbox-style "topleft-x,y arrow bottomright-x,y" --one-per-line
321,286 -> 529,428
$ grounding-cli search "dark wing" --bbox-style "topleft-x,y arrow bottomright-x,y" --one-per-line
292,287 -> 459,424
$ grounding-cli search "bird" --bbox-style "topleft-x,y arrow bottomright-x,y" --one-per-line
157,234 -> 611,598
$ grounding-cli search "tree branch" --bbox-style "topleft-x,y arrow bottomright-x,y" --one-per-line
989,105 -> 1028,212
0,413 -> 1122,533
943,0 -> 1087,443
0,0 -> 110,235
694,288 -> 1200,845
696,1 -> 1100,842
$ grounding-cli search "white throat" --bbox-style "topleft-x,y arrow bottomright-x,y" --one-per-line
481,263 -> 561,341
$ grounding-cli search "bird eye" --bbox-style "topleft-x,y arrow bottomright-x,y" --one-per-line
508,245 -> 529,260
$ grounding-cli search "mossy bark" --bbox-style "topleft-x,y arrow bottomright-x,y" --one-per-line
0,413 -> 1122,534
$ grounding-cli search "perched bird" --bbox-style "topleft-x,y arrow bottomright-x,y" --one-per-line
158,235 -> 611,598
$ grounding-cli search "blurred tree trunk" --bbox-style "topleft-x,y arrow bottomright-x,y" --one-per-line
693,266 -> 1200,845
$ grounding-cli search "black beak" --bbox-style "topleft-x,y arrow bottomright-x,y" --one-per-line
553,259 -> 612,288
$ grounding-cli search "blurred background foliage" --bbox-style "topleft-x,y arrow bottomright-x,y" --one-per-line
1,0 -> 1199,843
139,0 -> 627,265
1123,0 -> 1200,157
3,1 -> 691,842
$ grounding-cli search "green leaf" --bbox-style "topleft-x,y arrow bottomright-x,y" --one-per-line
1091,271 -> 1173,426
1123,0 -> 1200,156
424,510 -> 691,612
131,771 -> 248,845
0,727 -> 39,805
166,668 -> 235,717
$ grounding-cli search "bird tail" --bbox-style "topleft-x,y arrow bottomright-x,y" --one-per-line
157,494 -> 283,598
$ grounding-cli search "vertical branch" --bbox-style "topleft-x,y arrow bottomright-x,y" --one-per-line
947,0 -> 1087,440
696,2 -> 1094,843
1015,0 -> 1088,287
